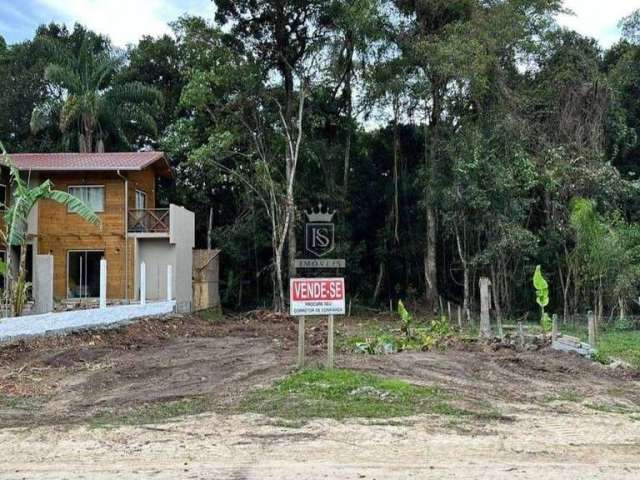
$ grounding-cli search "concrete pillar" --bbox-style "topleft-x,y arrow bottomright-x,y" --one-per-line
166,264 -> 173,301
140,262 -> 146,306
33,255 -> 54,314
99,258 -> 107,309
479,277 -> 492,339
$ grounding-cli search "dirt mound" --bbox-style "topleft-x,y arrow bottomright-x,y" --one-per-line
0,313 -> 638,429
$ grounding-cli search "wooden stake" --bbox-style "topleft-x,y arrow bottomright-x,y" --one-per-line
552,313 -> 558,343
297,316 -> 305,368
447,301 -> 451,323
479,277 -> 492,339
457,305 -> 462,331
588,311 -> 596,348
327,315 -> 335,369
517,321 -> 524,350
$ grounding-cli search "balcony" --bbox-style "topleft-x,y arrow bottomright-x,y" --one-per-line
128,209 -> 170,234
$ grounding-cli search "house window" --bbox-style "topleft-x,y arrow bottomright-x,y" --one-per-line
67,251 -> 103,298
0,184 -> 7,209
135,190 -> 147,210
68,186 -> 105,212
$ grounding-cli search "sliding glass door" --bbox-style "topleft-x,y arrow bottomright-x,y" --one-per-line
68,251 -> 103,298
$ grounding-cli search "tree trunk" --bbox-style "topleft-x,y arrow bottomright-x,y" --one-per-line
423,84 -> 440,311
283,68 -> 297,283
207,206 -> 214,250
424,206 -> 437,310
372,261 -> 385,304
342,37 -> 354,196
392,97 -> 400,243
12,244 -> 28,317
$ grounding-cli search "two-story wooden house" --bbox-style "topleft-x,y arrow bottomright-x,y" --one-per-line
2,152 -> 195,312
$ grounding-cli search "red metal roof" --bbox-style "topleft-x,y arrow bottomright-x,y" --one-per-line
4,152 -> 171,176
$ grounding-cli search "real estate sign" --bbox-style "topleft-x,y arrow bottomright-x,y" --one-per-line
290,277 -> 345,316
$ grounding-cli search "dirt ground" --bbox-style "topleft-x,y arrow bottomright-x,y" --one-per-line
0,312 -> 639,479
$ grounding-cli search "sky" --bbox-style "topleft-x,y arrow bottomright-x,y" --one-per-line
0,0 -> 638,48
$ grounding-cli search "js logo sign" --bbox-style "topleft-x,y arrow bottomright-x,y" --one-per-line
304,205 -> 335,258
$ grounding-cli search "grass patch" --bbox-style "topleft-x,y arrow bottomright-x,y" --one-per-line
561,327 -> 640,369
595,331 -> 640,369
0,394 -> 43,410
240,368 -> 496,421
584,402 -> 636,414
90,397 -> 211,428
543,390 -> 585,403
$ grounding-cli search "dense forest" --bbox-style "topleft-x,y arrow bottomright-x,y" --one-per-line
1,1 -> 640,322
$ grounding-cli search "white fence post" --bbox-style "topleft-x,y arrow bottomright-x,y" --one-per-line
167,264 -> 173,301
99,258 -> 107,309
140,262 -> 146,306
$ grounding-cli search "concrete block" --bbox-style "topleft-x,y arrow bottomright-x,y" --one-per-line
33,255 -> 54,314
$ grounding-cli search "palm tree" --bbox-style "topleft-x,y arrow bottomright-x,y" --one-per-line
30,32 -> 163,152
0,142 -> 100,316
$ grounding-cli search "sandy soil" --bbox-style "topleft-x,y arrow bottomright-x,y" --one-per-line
0,408 -> 639,479
0,312 -> 639,478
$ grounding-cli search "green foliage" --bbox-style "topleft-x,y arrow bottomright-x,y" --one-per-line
347,303 -> 453,355
595,331 -> 640,369
397,299 -> 412,336
30,30 -> 163,152
533,266 -> 552,332
614,316 -> 634,331
2,4 -> 640,319
533,266 -> 549,308
0,142 -> 100,315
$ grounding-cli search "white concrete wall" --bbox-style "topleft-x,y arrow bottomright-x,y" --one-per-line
169,204 -> 195,313
132,204 -> 194,312
137,238 -> 176,302
0,301 -> 175,343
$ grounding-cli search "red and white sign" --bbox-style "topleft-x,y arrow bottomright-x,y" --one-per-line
290,277 -> 345,316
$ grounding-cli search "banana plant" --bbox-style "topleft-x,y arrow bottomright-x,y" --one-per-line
1,142 -> 101,316
533,265 -> 552,332
398,300 -> 413,337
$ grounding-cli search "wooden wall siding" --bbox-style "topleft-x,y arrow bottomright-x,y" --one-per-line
36,170 -> 157,299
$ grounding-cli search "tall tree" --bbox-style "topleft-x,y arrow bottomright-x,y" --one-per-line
214,0 -> 327,281
31,30 -> 163,152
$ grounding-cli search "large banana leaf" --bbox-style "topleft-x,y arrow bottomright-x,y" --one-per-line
533,265 -> 549,308
5,172 -> 100,246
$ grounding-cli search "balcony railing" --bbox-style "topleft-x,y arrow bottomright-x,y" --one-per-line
128,209 -> 170,233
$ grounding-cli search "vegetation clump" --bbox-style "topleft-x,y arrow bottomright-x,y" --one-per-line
240,369 -> 484,420
345,301 -> 453,355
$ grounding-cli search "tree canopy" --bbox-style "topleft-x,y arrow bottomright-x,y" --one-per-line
2,3 -> 640,319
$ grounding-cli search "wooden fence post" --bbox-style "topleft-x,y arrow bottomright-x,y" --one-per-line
552,313 -> 558,342
479,277 -> 492,339
517,321 -> 525,350
457,305 -> 462,331
327,315 -> 335,368
588,311 -> 596,348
